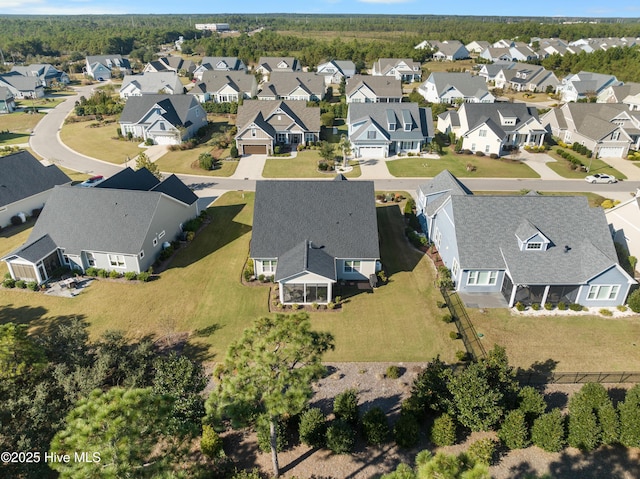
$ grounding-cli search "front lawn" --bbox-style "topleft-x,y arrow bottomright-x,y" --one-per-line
60,118 -> 143,163
15,93 -> 73,111
155,146 -> 237,177
0,112 -> 44,145
545,150 -> 626,179
262,150 -> 361,178
386,150 -> 540,178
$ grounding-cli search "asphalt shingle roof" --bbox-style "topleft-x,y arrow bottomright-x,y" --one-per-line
348,103 -> 434,142
426,72 -> 491,99
96,167 -> 160,191
418,170 -> 473,216
346,75 -> 403,99
236,100 -> 321,134
274,240 -> 337,281
119,94 -> 200,126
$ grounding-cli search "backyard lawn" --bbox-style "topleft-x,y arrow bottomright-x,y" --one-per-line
262,150 -> 361,178
545,150 -> 626,179
60,118 -> 144,163
386,150 -> 540,178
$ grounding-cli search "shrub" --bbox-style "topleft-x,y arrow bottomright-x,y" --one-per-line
436,300 -> 446,309
258,274 -> 265,282
198,152 -> 214,170
599,401 -> 620,446
327,302 -> 336,310
619,385 -> 640,447
569,303 -> 583,311
299,408 -> 327,448
10,215 -> 23,226
291,303 -> 300,310
531,303 -> 540,311
628,288 -> 640,313
499,409 -> 530,450
393,414 -> 420,449
544,302 -> 553,311
159,246 -> 174,261
333,389 -> 359,426
97,269 -> 108,278
531,409 -> 565,452
26,281 -> 38,291
455,350 -> 470,362
449,331 -> 461,340
557,301 -> 567,311
515,302 -> 525,311
475,151 -> 485,157
124,271 -> 137,280
86,267 -> 98,277
256,415 -> 287,453
617,305 -> 628,312
441,314 -> 453,323
386,365 -> 401,379
430,413 -> 457,447
201,424 -> 225,460
467,438 -> 496,466
361,407 -> 390,445
599,308 -> 613,317
15,280 -> 26,289
2,278 -> 16,288
109,270 -> 121,279
326,419 -> 355,454
567,403 -> 600,451
230,144 -> 239,158
136,271 -> 150,282
518,386 -> 547,422
489,153 -> 499,159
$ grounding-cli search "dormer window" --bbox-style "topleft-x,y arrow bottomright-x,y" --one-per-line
526,242 -> 542,250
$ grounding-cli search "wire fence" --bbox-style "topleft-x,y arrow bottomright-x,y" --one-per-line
440,287 -> 487,361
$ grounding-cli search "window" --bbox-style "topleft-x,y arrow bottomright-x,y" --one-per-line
479,129 -> 487,137
587,285 -> 620,301
344,260 -> 361,273
86,252 -> 95,267
367,130 -> 377,139
109,254 -> 125,268
471,143 -> 476,151
62,254 -> 70,265
159,123 -> 165,131
485,145 -> 490,153
467,270 -> 498,286
433,228 -> 442,248
451,258 -> 459,279
262,260 -> 277,273
139,251 -> 145,259
526,242 -> 542,250
404,123 -> 411,132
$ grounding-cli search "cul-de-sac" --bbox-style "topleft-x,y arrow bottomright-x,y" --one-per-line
2,12 -> 640,479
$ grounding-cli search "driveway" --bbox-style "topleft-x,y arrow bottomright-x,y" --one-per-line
230,154 -> 267,180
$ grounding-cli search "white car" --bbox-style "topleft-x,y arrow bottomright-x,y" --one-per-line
79,175 -> 106,187
585,174 -> 617,184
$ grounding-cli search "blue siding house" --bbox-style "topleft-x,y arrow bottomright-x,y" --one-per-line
416,171 -> 636,307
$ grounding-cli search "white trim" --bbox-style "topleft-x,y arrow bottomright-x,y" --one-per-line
467,270 -> 498,286
586,284 -> 620,301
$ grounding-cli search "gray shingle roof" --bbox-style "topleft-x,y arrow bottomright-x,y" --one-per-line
257,72 -> 325,98
0,151 -> 70,206
121,72 -> 183,95
200,57 -> 244,71
0,74 -> 42,92
151,174 -> 198,205
274,239 -> 337,281
236,100 -> 321,134
96,167 -> 160,191
3,234 -> 57,263
256,57 -> 300,73
418,170 -> 473,216
346,75 -> 403,99
460,103 -> 539,132
348,103 -> 434,142
200,71 -> 255,94
86,55 -> 131,71
427,72 -> 490,99
559,103 -> 630,141
119,94 -> 200,126
251,180 -> 380,261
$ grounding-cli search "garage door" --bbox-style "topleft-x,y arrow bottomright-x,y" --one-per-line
243,145 -> 268,155
598,146 -> 624,158
358,146 -> 386,158
154,135 -> 177,145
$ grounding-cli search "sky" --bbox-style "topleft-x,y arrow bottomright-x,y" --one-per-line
1,0 -> 640,18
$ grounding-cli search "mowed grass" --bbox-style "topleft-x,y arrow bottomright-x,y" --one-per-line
155,146 -> 238,177
546,150 -> 626,179
263,150 -> 361,178
467,308 -> 640,371
386,151 -> 540,178
60,119 -> 143,163
0,113 -> 44,145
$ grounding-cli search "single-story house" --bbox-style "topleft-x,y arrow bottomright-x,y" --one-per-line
0,73 -> 45,99
372,58 -> 421,82
418,72 -> 495,104
191,71 -> 258,103
605,191 -> 640,266
2,168 -> 199,283
556,71 -> 622,103
345,75 -> 403,104
0,151 -> 71,229
0,87 -> 16,113
257,72 -> 326,102
143,56 -> 196,75
416,170 -> 636,307
235,100 -> 320,155
316,60 -> 356,85
251,178 -> 380,304
493,63 -> 559,93
10,64 -> 69,87
347,103 -> 433,158
119,72 -> 184,99
423,40 -> 470,61
193,56 -> 246,81
438,103 -> 546,156
119,94 -> 207,145
254,57 -> 301,82
465,41 -> 491,54
84,55 -> 132,80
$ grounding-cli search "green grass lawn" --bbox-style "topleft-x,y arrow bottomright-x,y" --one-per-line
386,151 -> 540,178
546,150 -> 626,179
262,150 -> 361,178
155,146 -> 238,177
0,112 -> 44,145
60,119 -> 143,164
15,93 -> 73,111
324,119 -> 348,143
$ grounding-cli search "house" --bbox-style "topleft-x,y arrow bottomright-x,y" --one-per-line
0,87 -> 16,114
477,62 -> 516,83
119,72 -> 184,99
251,179 -> 380,305
597,82 -> 640,105
556,71 -> 622,103
195,23 -> 230,32
542,103 -> 637,157
84,55 -> 132,80
479,47 -> 514,63
372,58 -> 421,82
235,100 -> 320,155
316,60 -> 356,85
438,103 -> 546,156
254,57 -> 301,82
424,41 -> 470,61
143,56 -> 196,75
493,63 -> 559,93
347,103 -> 433,158
119,94 -> 207,145
192,71 -> 257,103
418,72 -> 495,104
465,40 -> 490,55
10,64 -> 69,87
257,72 -> 326,102
416,170 -> 636,307
193,57 -> 246,81
0,151 -> 71,229
2,168 -> 199,284
345,75 -> 403,104
0,73 -> 45,99
623,90 -> 640,112
605,191 -> 640,265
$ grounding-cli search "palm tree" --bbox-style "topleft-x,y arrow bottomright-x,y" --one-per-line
338,135 -> 352,169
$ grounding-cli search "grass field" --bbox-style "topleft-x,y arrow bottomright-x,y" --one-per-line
262,150 -> 362,178
0,113 -> 44,145
546,150 -> 626,180
386,151 -> 540,178
15,93 -> 74,111
60,118 -> 144,163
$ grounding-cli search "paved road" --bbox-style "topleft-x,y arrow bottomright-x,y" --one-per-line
29,85 -> 640,199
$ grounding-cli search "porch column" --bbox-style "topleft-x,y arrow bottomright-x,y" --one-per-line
279,283 -> 284,305
541,285 -> 550,306
328,282 -> 333,303
509,284 -> 518,307
525,133 -> 531,144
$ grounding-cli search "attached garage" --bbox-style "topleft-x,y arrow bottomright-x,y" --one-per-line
356,145 -> 386,158
242,144 -> 268,155
598,146 -> 625,158
153,135 -> 178,145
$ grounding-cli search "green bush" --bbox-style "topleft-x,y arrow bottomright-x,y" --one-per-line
86,267 -> 98,276
430,413 -> 457,447
2,278 -> 16,288
455,350 -> 470,362
256,415 -> 287,453
183,217 -> 203,233
557,301 -> 567,311
230,144 -> 239,158
15,280 -> 26,289
518,386 -> 547,422
26,281 -> 38,291
299,407 -> 327,448
96,268 -> 108,278
361,407 -> 390,445
449,331 -> 461,340
467,438 -> 496,465
515,302 -> 525,311
441,314 -> 453,323
198,152 -> 214,170
136,271 -> 150,282
569,303 -> 583,311
333,389 -> 359,426
109,269 -> 121,279
386,365 -> 401,379
326,418 -> 355,454
599,401 -> 620,446
531,409 -> 565,452
201,424 -> 225,460
599,308 -> 613,317
617,305 -> 628,312
628,288 -> 640,313
499,409 -> 530,450
159,245 -> 174,261
567,403 -> 600,451
544,302 -> 554,311
531,303 -> 540,311
619,385 -> 640,447
393,414 -> 420,449
327,302 -> 336,310
124,271 -> 137,280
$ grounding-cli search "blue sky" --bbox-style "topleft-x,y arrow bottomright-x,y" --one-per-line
1,0 -> 640,17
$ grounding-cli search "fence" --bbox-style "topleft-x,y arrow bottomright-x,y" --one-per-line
440,287 -> 487,361
516,371 -> 640,385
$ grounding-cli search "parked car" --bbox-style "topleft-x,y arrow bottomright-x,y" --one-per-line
79,175 -> 105,187
585,174 -> 617,184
